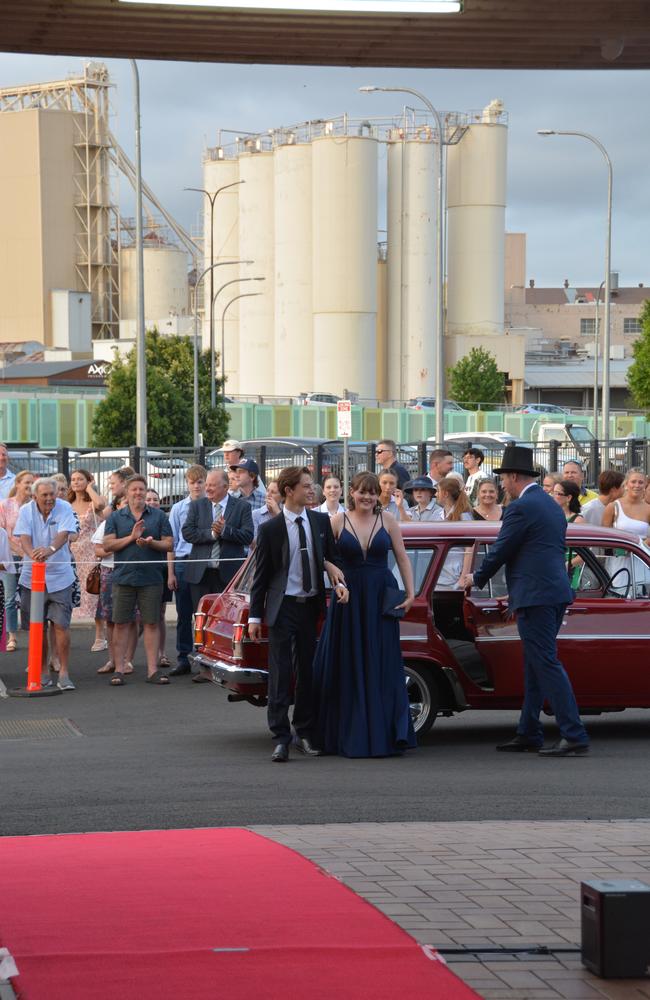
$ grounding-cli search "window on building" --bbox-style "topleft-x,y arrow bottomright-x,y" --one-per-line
580,318 -> 596,337
624,318 -> 642,335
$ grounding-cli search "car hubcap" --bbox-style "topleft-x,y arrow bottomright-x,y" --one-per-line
404,669 -> 431,733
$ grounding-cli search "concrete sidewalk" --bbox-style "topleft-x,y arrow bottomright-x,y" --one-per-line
255,820 -> 650,1000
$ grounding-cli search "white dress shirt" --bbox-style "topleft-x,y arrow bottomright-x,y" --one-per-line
283,506 -> 318,598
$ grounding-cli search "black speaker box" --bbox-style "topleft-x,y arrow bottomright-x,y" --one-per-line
581,879 -> 650,978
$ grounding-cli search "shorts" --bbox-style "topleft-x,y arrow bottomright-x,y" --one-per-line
19,584 -> 73,629
112,582 -> 162,625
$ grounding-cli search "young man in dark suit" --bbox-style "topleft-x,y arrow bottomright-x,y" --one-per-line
461,446 -> 589,758
182,467 -> 253,612
248,466 -> 347,762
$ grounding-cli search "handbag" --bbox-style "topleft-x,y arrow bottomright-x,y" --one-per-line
85,561 -> 101,595
382,587 -> 406,619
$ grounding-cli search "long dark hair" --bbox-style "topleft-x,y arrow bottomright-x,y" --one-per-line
560,479 -> 582,515
67,468 -> 92,504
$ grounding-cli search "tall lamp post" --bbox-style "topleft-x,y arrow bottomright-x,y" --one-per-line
185,181 -> 245,409
593,279 -> 606,435
360,84 -> 445,444
191,260 -> 241,448
130,59 -> 147,450
221,292 -> 263,407
213,276 -> 265,396
537,129 -> 613,445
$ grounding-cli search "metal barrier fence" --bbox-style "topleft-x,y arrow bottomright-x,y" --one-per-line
8,439 -> 650,507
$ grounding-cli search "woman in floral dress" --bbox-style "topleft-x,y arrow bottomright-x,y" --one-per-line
68,469 -> 107,649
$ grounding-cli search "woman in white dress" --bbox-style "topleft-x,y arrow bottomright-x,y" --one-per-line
435,477 -> 474,590
602,468 -> 650,591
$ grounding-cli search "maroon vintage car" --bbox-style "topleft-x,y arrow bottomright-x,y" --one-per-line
189,521 -> 650,735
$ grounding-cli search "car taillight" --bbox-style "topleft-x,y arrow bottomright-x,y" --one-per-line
194,611 -> 206,648
232,622 -> 246,659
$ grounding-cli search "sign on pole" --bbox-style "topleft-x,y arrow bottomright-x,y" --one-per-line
337,400 -> 352,506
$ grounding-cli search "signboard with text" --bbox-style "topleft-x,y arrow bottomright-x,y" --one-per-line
337,400 -> 352,438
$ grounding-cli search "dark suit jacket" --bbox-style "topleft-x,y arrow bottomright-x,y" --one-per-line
181,494 -> 253,587
249,508 -> 341,626
473,483 -> 574,611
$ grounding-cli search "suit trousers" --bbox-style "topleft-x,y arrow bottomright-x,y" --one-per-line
172,559 -> 194,663
190,567 -> 224,613
267,595 -> 320,744
516,604 -> 589,746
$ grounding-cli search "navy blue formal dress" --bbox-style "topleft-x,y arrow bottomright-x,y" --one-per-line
312,516 -> 417,758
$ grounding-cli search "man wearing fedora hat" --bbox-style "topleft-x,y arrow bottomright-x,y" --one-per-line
461,445 -> 589,758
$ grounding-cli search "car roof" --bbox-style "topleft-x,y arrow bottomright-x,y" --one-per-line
398,520 -> 644,548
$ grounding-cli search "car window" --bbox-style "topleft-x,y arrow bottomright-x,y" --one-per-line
472,543 -> 508,598
433,544 -> 473,592
232,553 -> 257,595
387,546 -> 434,595
568,544 -> 650,599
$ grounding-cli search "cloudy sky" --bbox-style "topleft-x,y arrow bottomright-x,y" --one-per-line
1,53 -> 647,287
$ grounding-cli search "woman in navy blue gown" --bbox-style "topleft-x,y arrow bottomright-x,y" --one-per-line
312,472 -> 417,758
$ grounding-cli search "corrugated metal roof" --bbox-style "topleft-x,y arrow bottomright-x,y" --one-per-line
1,360 -> 88,378
525,360 -> 632,389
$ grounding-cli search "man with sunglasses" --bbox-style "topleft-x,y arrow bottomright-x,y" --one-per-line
375,439 -> 410,490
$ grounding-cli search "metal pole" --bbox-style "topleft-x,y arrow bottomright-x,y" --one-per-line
185,182 -> 245,409
131,59 -> 146,450
360,86 -> 445,443
221,291 -> 263,408
343,437 -> 349,509
537,130 -> 613,445
192,261 -> 240,448
594,279 -> 605,439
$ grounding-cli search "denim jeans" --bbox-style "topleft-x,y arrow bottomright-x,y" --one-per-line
0,568 -> 18,634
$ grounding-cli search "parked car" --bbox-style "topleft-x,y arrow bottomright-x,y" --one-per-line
208,438 -> 371,484
190,520 -> 650,738
7,450 -> 59,476
514,403 -> 569,416
299,392 -> 341,407
406,397 -> 466,412
69,450 -> 189,508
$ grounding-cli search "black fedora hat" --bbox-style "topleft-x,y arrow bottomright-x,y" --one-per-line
493,445 -> 540,476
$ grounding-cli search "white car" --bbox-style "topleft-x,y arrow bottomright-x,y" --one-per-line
69,450 -> 189,508
407,397 -> 466,412
299,392 -> 341,407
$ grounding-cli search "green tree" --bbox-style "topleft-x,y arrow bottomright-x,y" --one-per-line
447,346 -> 506,411
91,330 -> 229,447
626,300 -> 650,409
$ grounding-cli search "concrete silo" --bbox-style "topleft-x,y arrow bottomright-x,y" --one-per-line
273,141 -> 313,398
386,133 -> 437,401
203,152 -> 241,392
237,151 -> 275,396
446,103 -> 507,337
120,240 -> 188,322
311,134 -> 378,399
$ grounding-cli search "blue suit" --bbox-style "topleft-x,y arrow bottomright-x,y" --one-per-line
474,483 -> 588,746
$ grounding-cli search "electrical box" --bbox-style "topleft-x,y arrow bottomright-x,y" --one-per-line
581,879 -> 650,978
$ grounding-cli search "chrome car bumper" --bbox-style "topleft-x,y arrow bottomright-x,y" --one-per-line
189,652 -> 268,688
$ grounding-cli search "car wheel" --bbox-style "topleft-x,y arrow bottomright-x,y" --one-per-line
404,662 -> 439,736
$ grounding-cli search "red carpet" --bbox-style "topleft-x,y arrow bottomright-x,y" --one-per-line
0,828 -> 477,999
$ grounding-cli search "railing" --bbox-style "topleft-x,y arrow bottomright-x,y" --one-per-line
9,439 -> 650,506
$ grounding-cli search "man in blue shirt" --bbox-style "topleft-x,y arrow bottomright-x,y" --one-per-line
167,464 -> 207,676
15,478 -> 78,690
0,444 -> 16,500
103,475 -> 173,685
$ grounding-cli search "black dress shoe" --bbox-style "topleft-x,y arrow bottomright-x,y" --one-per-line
496,735 -> 543,752
169,663 -> 191,676
538,738 -> 590,757
293,736 -> 322,757
271,743 -> 289,763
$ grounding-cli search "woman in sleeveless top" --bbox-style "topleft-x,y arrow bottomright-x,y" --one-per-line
602,468 -> 650,540
312,471 -> 417,758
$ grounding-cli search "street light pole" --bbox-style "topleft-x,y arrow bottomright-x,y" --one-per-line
594,279 -> 605,436
130,59 -> 147,450
221,292 -> 263,408
360,85 -> 445,443
537,129 -> 613,446
185,181 -> 245,409
212,276 -> 265,399
191,260 -> 241,448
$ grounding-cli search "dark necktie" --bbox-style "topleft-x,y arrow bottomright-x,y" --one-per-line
295,515 -> 312,594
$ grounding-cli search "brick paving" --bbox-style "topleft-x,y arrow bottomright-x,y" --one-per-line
253,821 -> 650,1000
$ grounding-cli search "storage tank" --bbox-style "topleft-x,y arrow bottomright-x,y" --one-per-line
237,151 -> 275,396
386,134 -> 437,401
202,153 -> 241,392
311,135 -> 378,399
273,142 -> 312,397
120,242 -> 189,321
446,103 -> 507,337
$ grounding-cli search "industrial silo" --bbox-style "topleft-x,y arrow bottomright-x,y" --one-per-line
386,132 -> 437,401
237,151 -> 275,396
311,133 -> 378,399
203,152 -> 241,392
273,141 -> 312,398
446,102 -> 507,337
120,239 -> 189,322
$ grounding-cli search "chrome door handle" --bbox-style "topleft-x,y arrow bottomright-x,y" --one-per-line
566,607 -> 588,614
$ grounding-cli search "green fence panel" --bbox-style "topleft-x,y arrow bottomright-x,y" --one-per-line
363,408 -> 383,441
38,401 -> 59,448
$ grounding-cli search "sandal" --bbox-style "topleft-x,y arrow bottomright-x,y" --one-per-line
159,654 -> 171,668
6,635 -> 17,652
110,674 -> 126,686
97,661 -> 115,674
124,662 -> 134,675
146,670 -> 170,685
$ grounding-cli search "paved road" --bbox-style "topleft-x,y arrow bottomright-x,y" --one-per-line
1,626 -> 649,836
